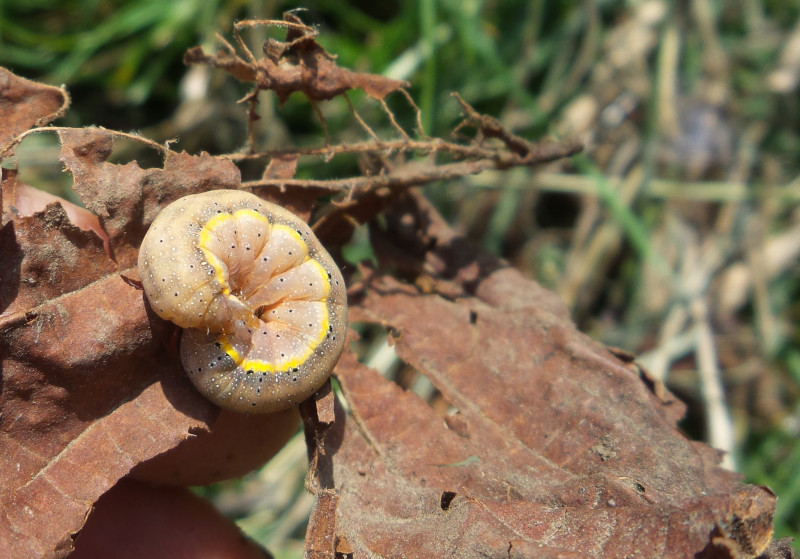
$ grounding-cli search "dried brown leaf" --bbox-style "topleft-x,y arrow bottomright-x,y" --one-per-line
56,128 -> 242,265
0,67 -> 69,154
263,153 -> 299,181
0,149 -> 228,556
0,82 -> 294,557
310,193 -> 778,558
0,41 -> 788,557
69,479 -> 269,559
184,13 -> 409,107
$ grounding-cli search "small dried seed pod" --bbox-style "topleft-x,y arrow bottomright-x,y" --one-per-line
137,190 -> 347,413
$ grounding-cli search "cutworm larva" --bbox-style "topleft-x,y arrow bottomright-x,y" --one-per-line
138,190 -> 347,413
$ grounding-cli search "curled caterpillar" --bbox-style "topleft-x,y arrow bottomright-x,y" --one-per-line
137,190 -> 347,413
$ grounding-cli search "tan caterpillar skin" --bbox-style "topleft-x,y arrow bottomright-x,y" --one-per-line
138,190 -> 347,413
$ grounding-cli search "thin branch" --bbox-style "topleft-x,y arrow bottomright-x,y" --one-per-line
344,94 -> 382,144
2,126 -> 172,159
378,97 -> 411,141
240,145 -> 580,194
226,137 -> 582,168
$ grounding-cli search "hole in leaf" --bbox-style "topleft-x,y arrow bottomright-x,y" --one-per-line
440,491 -> 457,511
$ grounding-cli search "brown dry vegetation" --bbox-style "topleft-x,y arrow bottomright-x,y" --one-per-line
0,7 -> 798,559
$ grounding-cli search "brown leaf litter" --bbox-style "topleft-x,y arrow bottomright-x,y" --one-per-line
0,15 -> 792,557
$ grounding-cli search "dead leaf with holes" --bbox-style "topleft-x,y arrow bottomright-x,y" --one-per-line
0,47 -> 792,559
183,12 -> 409,107
302,193 -> 787,558
0,72 -> 299,558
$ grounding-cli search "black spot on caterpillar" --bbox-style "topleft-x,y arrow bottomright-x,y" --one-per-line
137,190 -> 347,413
